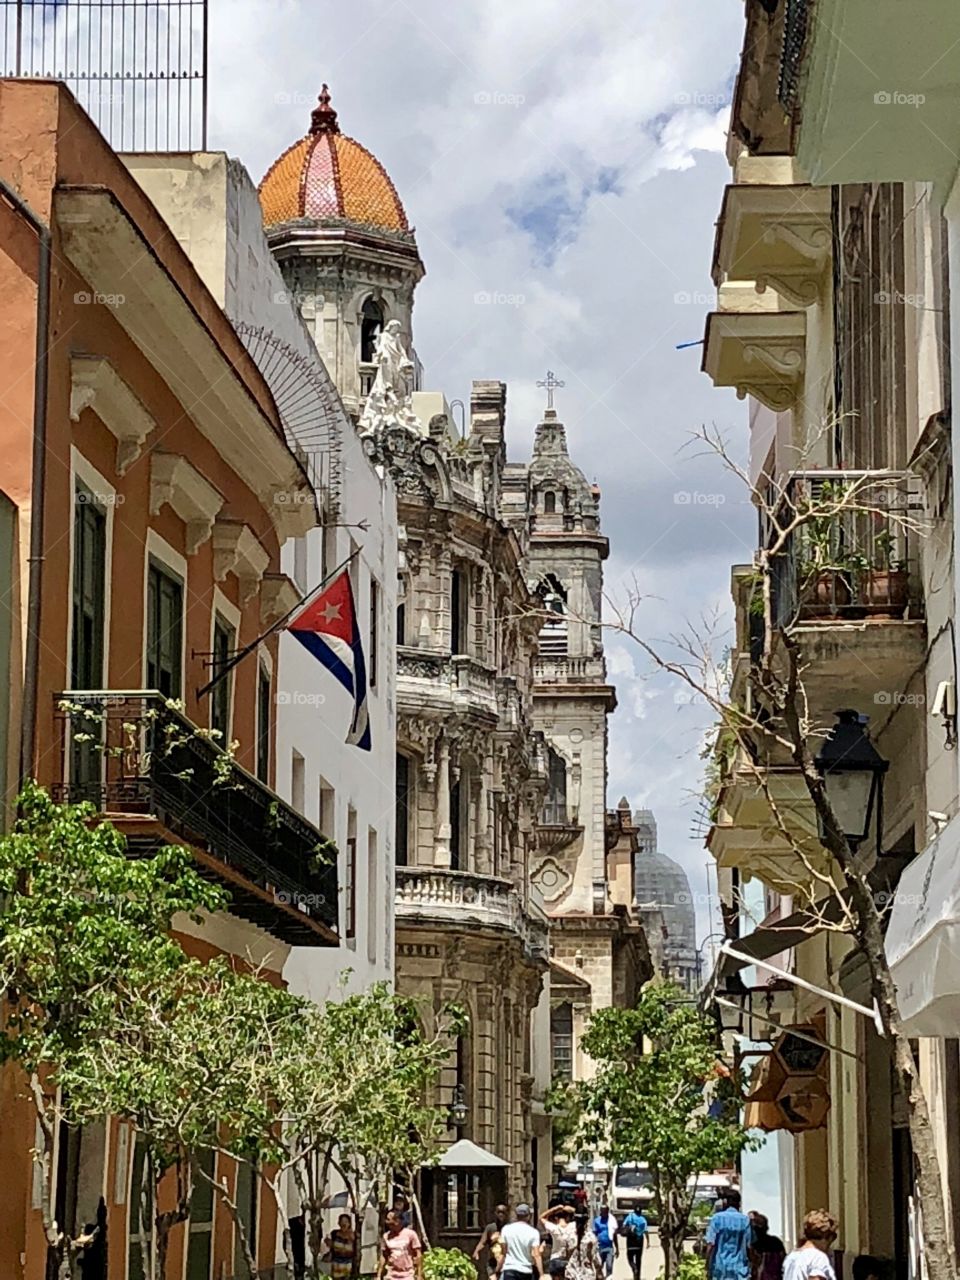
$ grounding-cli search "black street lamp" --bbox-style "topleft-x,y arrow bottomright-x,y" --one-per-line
448,1083 -> 468,1132
814,710 -> 889,852
716,970 -> 749,1036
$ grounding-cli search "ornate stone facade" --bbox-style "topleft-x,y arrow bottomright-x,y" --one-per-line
385,381 -> 553,1213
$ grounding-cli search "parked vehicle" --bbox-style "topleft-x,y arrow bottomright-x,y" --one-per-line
611,1164 -> 655,1215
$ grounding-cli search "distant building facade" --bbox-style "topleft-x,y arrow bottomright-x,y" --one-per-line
632,808 -> 698,990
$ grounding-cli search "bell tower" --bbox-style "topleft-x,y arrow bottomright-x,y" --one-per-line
257,86 -> 425,418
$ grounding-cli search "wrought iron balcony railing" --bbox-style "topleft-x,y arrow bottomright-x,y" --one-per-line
53,691 -> 338,945
779,0 -> 811,116
763,470 -> 923,629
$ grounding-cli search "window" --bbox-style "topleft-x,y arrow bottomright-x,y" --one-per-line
72,483 -> 106,689
543,748 -> 568,825
551,1002 -> 574,1081
257,665 -> 271,783
444,1172 -> 481,1231
369,578 -> 379,690
396,600 -> 406,647
234,1159 -> 258,1261
291,750 -> 305,814
319,779 -> 335,839
360,297 -> 384,364
293,535 -> 308,593
210,614 -> 235,743
543,491 -> 556,514
127,1134 -> 154,1280
146,560 -> 183,697
538,574 -> 568,657
396,754 -> 411,867
186,1147 -> 215,1280
451,566 -> 469,654
449,769 -> 468,872
346,806 -> 357,941
367,828 -> 378,964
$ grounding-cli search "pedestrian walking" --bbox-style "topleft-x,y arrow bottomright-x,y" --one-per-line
541,1204 -> 578,1278
474,1204 -> 510,1276
565,1214 -> 603,1280
748,1213 -> 785,1280
497,1204 -> 544,1280
782,1211 -> 838,1280
324,1213 -> 357,1280
592,1206 -> 619,1278
706,1189 -> 752,1280
377,1209 -> 423,1280
621,1206 -> 649,1280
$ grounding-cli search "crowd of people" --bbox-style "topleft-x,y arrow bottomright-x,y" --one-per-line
324,1189 -> 884,1280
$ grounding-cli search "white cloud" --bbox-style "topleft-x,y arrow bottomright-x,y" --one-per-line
209,0 -> 749,941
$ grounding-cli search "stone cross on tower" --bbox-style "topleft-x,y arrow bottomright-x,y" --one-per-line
537,369 -> 565,411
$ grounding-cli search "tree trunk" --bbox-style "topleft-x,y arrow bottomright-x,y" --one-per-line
658,1180 -> 684,1280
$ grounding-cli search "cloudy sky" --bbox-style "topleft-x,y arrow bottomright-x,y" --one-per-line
208,0 -> 754,940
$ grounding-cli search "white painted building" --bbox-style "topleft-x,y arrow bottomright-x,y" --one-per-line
125,151 -> 398,999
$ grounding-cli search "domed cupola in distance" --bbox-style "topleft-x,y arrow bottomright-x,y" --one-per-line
257,85 -> 425,418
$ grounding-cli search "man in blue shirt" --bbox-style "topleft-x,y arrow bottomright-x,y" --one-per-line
621,1208 -> 648,1280
705,1191 -> 752,1280
593,1207 -> 619,1277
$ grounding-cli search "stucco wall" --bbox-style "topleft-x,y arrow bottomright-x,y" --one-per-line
125,151 -> 399,998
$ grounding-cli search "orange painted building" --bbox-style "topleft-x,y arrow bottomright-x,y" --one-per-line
0,79 -> 339,1279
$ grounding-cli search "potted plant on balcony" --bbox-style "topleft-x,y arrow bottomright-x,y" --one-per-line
796,502 -> 851,618
862,528 -> 910,617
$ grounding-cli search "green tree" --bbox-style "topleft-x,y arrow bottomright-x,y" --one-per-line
574,985 -> 756,1280
0,784 -> 225,1280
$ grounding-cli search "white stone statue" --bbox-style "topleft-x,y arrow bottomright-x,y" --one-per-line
360,319 -> 420,435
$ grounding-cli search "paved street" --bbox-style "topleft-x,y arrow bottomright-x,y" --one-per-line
611,1230 -> 665,1280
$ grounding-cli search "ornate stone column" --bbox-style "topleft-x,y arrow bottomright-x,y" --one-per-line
435,734 -> 451,866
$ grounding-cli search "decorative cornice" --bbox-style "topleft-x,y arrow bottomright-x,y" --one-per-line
70,355 -> 156,476
212,519 -> 270,603
149,452 -> 224,555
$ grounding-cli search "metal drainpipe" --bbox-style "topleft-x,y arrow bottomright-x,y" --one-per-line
0,177 -> 52,788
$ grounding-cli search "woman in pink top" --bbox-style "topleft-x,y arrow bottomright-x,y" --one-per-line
377,1209 -> 424,1280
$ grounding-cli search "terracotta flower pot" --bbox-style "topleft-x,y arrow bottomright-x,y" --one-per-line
800,569 -> 851,618
862,568 -> 909,617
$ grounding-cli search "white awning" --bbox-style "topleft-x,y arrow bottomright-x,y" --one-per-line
437,1139 -> 510,1169
886,814 -> 960,1036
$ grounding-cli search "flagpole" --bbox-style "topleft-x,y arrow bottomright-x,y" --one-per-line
196,546 -> 361,700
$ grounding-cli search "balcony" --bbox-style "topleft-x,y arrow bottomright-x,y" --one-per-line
537,800 -> 583,856
533,654 -> 605,684
395,867 -> 549,964
712,182 -> 831,308
709,763 -> 830,892
702,306 -> 806,412
396,648 -> 499,722
53,692 -> 338,946
762,469 -> 925,714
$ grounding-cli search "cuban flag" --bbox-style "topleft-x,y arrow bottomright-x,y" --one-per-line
286,570 -> 371,750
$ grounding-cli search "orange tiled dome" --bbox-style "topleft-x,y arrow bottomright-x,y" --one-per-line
259,86 -> 409,234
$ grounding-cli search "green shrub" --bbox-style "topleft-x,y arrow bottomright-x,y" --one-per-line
657,1254 -> 708,1280
423,1247 -> 478,1280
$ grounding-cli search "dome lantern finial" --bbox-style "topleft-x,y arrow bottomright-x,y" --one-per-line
310,84 -> 340,135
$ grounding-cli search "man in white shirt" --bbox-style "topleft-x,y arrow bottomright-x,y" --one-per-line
497,1205 -> 544,1280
